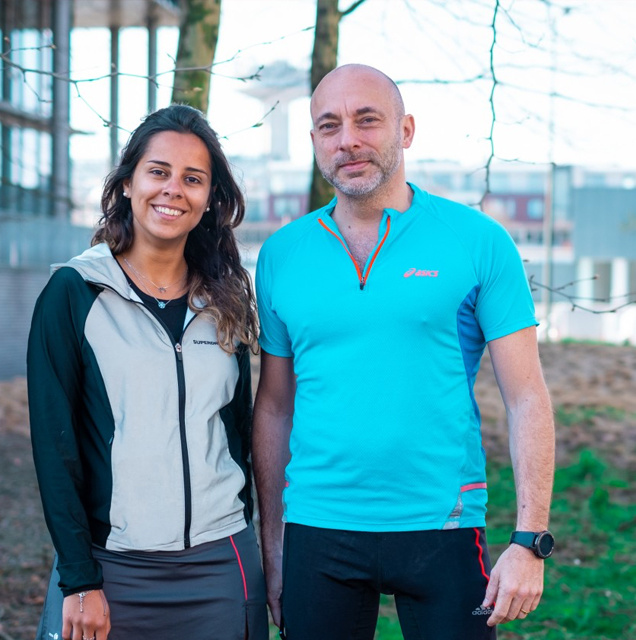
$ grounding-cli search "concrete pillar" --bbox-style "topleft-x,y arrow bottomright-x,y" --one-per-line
0,0 -> 12,189
270,101 -> 290,161
110,25 -> 120,167
51,0 -> 73,219
610,257 -> 629,307
147,6 -> 158,114
577,257 -> 595,302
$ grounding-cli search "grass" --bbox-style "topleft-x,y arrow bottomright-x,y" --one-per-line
554,404 -> 633,426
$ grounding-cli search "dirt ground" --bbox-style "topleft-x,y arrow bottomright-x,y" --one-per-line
1,342 -> 635,639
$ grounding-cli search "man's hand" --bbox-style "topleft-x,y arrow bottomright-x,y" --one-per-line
252,352 -> 295,629
263,547 -> 284,627
482,544 -> 544,627
62,589 -> 111,640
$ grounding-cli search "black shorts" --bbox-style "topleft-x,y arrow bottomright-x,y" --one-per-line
281,524 -> 496,640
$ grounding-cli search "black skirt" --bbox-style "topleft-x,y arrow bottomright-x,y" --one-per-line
37,524 -> 269,640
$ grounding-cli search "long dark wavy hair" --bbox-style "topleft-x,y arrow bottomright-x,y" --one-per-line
93,104 -> 258,354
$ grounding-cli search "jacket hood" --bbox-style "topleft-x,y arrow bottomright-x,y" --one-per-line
52,243 -> 134,300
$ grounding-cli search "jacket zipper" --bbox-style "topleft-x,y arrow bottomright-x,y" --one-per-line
140,310 -> 196,548
173,341 -> 192,548
318,215 -> 392,290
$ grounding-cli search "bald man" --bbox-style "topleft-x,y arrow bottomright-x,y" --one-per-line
253,64 -> 555,640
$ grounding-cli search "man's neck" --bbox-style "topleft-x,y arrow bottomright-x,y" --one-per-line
332,180 -> 413,230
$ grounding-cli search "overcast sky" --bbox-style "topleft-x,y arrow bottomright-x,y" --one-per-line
68,0 -> 636,172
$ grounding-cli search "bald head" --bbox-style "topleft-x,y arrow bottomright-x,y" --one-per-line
311,64 -> 405,125
309,64 -> 415,202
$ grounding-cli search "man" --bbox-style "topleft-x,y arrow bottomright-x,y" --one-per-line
253,64 -> 555,640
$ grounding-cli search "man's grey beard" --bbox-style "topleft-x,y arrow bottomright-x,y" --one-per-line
317,132 -> 403,198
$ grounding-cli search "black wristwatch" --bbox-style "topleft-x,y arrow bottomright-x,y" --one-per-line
509,530 -> 555,559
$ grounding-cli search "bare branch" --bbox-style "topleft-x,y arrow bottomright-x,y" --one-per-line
218,101 -> 280,140
500,81 -> 634,113
396,72 -> 490,85
341,0 -> 368,19
528,275 -> 636,314
480,0 -> 501,209
212,26 -> 314,68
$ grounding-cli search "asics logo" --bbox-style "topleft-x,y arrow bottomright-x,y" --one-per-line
404,268 -> 439,278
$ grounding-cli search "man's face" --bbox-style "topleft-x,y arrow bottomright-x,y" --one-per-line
310,70 -> 408,198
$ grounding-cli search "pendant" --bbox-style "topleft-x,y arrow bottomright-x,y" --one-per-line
157,300 -> 167,309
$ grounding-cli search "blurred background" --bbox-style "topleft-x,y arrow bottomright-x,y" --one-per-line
0,1 -> 634,639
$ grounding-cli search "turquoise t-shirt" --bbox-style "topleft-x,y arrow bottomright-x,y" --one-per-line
256,184 -> 537,532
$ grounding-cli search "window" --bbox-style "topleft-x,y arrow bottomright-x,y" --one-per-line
527,199 -> 544,220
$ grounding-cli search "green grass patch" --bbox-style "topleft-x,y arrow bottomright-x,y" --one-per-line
486,449 -> 636,640
555,404 -> 630,426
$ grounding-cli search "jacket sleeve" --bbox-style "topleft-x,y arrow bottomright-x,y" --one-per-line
27,268 -> 104,596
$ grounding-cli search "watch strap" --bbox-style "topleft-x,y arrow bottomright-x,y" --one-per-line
509,531 -> 537,548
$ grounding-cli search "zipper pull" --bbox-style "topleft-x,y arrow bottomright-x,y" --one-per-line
175,343 -> 183,360
360,279 -> 365,290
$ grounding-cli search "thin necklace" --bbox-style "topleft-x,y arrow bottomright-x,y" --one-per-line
123,257 -> 188,309
122,257 -> 186,293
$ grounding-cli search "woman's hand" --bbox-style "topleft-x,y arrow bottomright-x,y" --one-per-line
62,589 -> 111,640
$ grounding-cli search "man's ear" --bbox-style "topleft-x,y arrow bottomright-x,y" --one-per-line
402,114 -> 415,149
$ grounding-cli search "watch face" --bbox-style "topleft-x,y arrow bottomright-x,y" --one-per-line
537,532 -> 555,558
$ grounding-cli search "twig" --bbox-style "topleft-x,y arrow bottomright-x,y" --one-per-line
528,275 -> 636,314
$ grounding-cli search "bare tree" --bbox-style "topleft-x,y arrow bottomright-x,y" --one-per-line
309,0 -> 368,212
171,0 -> 222,112
2,2 -> 634,319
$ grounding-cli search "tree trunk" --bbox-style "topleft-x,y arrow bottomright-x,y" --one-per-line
308,0 -> 367,212
171,0 -> 222,113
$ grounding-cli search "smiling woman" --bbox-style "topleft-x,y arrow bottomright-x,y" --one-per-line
122,131 -> 211,250
27,105 -> 267,640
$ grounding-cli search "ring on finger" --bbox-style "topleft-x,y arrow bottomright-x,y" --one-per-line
520,609 -> 530,615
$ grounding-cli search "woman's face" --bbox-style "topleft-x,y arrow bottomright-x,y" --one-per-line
123,131 -> 212,251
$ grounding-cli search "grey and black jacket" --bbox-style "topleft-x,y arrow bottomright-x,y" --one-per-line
27,243 -> 254,596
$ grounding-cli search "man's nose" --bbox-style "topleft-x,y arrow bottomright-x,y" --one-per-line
337,121 -> 361,150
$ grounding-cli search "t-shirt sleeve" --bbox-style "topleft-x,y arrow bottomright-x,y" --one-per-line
255,240 -> 294,357
474,221 -> 538,342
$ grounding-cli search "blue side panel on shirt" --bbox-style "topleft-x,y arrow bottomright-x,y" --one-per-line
456,284 -> 484,420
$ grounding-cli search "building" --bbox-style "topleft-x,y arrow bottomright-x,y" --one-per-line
0,0 -> 180,379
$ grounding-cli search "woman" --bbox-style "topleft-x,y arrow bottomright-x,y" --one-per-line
28,105 -> 268,640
